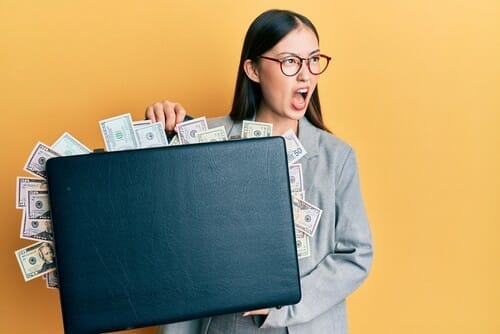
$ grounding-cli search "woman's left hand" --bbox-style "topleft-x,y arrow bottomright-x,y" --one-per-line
242,308 -> 270,317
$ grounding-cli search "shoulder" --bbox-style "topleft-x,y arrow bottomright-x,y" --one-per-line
320,131 -> 356,177
301,121 -> 359,183
300,118 -> 354,166
318,128 -> 352,153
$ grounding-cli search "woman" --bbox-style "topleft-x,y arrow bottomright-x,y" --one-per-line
147,9 -> 373,334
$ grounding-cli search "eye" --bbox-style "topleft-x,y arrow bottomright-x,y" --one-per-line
309,55 -> 321,63
282,57 -> 299,65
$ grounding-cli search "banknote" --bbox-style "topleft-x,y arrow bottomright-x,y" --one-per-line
135,122 -> 169,148
197,126 -> 228,143
99,113 -> 139,151
296,231 -> 310,259
132,119 -> 152,128
169,134 -> 180,146
16,177 -> 48,209
52,132 -> 91,156
45,270 -> 59,289
24,142 -> 61,179
288,164 -> 304,193
20,211 -> 53,241
292,196 -> 322,237
282,129 -> 307,164
292,191 -> 305,200
15,241 -> 56,281
241,120 -> 273,138
27,190 -> 51,220
176,117 -> 208,144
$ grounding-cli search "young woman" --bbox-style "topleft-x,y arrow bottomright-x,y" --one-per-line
147,9 -> 373,334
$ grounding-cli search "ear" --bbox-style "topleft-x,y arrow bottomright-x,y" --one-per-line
243,59 -> 260,83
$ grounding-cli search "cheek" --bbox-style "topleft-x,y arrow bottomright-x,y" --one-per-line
261,85 -> 286,110
312,78 -> 319,89
259,75 -> 291,103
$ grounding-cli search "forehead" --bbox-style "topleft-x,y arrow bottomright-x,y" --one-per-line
271,25 -> 319,55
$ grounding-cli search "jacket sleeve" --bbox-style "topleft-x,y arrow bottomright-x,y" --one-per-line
261,148 -> 373,328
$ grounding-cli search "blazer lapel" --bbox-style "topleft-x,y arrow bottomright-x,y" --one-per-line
298,117 -> 320,161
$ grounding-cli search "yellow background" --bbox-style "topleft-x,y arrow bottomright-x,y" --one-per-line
1,1 -> 498,333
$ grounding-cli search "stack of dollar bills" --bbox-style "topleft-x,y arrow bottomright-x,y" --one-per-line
15,132 -> 92,288
15,113 -> 323,286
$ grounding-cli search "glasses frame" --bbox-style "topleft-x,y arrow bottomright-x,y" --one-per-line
259,54 -> 332,77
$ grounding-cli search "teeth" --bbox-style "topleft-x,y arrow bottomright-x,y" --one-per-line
297,88 -> 308,98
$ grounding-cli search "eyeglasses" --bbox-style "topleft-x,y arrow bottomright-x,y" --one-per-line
259,54 -> 332,76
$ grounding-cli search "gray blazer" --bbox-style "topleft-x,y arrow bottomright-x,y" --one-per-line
158,116 -> 373,334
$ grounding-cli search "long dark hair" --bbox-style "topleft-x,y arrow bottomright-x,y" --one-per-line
229,9 -> 330,132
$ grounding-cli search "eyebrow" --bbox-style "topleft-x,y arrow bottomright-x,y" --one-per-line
276,49 -> 321,57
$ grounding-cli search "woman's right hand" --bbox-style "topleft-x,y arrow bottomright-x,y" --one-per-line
144,100 -> 187,133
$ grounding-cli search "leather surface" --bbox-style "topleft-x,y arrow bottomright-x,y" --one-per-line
46,137 -> 301,334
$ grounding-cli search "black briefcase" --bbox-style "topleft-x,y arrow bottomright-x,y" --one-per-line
46,137 -> 301,334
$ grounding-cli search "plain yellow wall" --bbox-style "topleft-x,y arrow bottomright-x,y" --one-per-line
1,1 -> 499,333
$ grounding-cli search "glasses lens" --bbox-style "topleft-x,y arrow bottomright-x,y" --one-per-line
309,55 -> 330,75
281,56 -> 302,76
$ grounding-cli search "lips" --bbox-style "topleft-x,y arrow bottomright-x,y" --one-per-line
291,88 -> 309,111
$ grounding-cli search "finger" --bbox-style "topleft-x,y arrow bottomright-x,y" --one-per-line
174,104 -> 186,126
152,102 -> 166,130
164,101 -> 177,132
144,106 -> 156,122
243,308 -> 269,316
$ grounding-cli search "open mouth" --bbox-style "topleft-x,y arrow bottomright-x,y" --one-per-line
298,88 -> 308,99
291,88 -> 309,110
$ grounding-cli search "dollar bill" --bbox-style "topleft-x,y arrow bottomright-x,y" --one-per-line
292,191 -> 305,200
24,142 -> 61,179
16,177 -> 48,209
20,210 -> 53,241
169,134 -> 180,146
99,113 -> 139,151
197,126 -> 228,143
292,197 -> 322,237
282,129 -> 307,164
289,164 -> 304,193
176,117 -> 208,144
27,190 -> 51,220
52,132 -> 91,156
45,270 -> 59,289
241,120 -> 273,138
132,119 -> 152,129
15,241 -> 56,281
135,122 -> 169,148
296,231 -> 311,259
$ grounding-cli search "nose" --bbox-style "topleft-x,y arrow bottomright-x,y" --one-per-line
296,61 -> 311,82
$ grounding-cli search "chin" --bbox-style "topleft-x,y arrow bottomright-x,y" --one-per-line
288,109 -> 307,120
